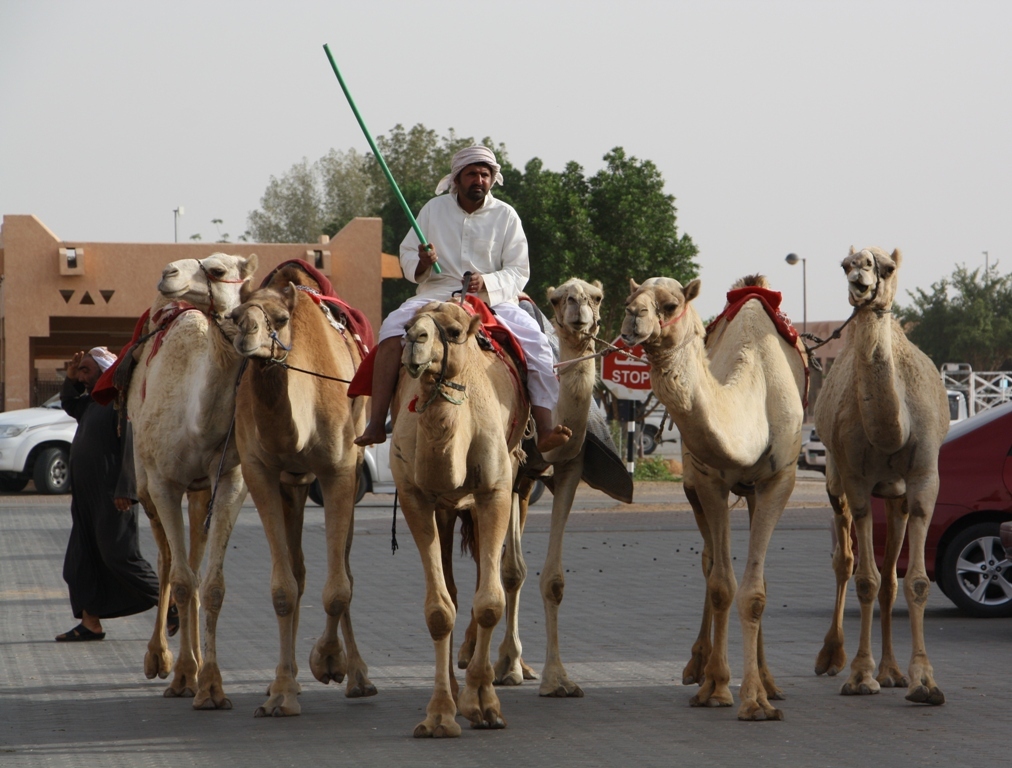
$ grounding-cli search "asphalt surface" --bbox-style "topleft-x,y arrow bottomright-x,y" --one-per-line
1,475 -> 1007,767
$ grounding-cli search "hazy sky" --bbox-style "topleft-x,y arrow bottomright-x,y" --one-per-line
2,1 -> 1009,322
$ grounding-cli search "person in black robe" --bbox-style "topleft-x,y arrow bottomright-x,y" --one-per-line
55,347 -> 159,641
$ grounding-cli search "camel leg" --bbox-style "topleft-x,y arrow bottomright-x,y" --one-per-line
735,469 -> 792,721
194,478 -> 245,710
310,470 -> 376,698
494,492 -> 527,686
139,491 -> 175,681
146,480 -> 201,698
458,487 -> 510,730
184,490 -> 209,673
815,472 -> 853,677
246,466 -> 303,717
902,480 -> 944,705
401,493 -> 461,738
689,482 -> 735,709
840,487 -> 881,696
681,483 -> 712,687
876,497 -> 909,688
743,490 -> 783,702
538,460 -> 585,697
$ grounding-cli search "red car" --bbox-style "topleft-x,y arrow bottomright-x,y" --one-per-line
870,401 -> 1012,617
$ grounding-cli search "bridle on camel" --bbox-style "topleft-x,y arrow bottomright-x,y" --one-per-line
195,259 -> 247,335
408,314 -> 468,412
797,255 -> 890,370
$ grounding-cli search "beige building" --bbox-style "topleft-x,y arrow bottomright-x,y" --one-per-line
0,214 -> 397,412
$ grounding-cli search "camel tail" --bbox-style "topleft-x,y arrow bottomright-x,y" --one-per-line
458,510 -> 476,559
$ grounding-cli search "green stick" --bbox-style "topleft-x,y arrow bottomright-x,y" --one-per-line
323,44 -> 440,273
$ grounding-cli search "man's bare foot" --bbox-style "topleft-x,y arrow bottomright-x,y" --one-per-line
354,423 -> 387,447
537,425 -> 572,453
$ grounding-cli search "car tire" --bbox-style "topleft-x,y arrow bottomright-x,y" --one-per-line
307,465 -> 368,507
33,447 -> 70,494
640,424 -> 660,455
939,521 -> 1012,618
0,475 -> 29,493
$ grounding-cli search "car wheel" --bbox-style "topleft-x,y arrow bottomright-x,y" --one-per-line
0,475 -> 29,493
528,479 -> 546,505
33,447 -> 70,494
939,521 -> 1012,618
640,424 -> 659,455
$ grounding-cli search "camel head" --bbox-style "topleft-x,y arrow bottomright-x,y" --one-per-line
842,246 -> 901,311
402,301 -> 482,380
621,276 -> 702,348
547,278 -> 603,340
228,282 -> 298,360
158,253 -> 259,319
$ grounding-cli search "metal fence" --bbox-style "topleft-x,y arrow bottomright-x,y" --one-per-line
941,363 -> 1012,416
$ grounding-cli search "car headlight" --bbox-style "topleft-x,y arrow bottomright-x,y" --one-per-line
0,425 -> 28,438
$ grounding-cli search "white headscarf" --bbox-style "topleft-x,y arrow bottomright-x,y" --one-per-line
435,145 -> 504,195
87,346 -> 117,372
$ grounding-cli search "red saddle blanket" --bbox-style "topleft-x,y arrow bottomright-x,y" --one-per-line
347,295 -> 527,398
705,286 -> 809,408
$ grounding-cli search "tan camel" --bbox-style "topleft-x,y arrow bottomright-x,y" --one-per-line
814,247 -> 948,706
128,253 -> 257,709
482,279 -> 606,696
622,275 -> 806,721
390,300 -> 529,738
229,264 -> 374,717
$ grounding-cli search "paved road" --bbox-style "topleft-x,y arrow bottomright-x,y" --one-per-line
0,479 -> 1005,767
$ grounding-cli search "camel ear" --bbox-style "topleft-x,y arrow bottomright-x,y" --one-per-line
285,282 -> 299,310
683,279 -> 701,303
239,281 -> 254,303
592,280 -> 603,290
848,245 -> 856,256
546,285 -> 561,307
629,278 -> 640,293
467,313 -> 483,337
242,253 -> 259,280
891,249 -> 902,270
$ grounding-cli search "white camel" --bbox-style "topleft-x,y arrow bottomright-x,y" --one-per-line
127,253 -> 257,709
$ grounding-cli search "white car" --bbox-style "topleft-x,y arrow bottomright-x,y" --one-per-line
0,394 -> 75,494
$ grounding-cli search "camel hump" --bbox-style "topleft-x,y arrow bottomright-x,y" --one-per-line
730,274 -> 770,290
264,262 -> 321,292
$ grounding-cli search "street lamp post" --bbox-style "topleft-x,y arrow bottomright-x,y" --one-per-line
785,252 -> 807,334
173,206 -> 184,243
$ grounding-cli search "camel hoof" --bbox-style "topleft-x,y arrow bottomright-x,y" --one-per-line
877,673 -> 908,689
690,694 -> 733,708
814,646 -> 847,677
906,685 -> 945,706
738,703 -> 784,722
539,682 -> 585,698
346,682 -> 378,699
414,716 -> 461,738
494,671 -> 523,687
469,710 -> 507,729
766,688 -> 786,701
193,695 -> 232,711
682,672 -> 702,686
840,681 -> 880,696
163,685 -> 195,698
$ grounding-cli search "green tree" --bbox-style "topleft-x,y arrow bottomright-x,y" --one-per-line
246,158 -> 324,243
897,264 -> 1012,370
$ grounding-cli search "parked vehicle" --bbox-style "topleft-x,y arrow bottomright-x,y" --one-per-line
0,395 -> 74,494
869,401 -> 1012,617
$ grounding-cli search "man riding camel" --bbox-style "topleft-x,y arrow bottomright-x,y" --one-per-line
355,144 -> 571,453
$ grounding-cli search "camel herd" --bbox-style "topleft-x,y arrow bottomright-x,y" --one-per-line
114,246 -> 947,736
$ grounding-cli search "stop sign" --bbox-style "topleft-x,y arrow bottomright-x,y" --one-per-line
601,337 -> 652,401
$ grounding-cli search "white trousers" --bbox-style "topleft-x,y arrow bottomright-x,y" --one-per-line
379,297 -> 559,410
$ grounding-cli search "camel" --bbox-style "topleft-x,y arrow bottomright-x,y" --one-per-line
390,300 -> 529,737
469,279 -> 605,696
621,274 -> 806,721
229,264 -> 374,717
813,247 -> 948,706
127,253 -> 258,709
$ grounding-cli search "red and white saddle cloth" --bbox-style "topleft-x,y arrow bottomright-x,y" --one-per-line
704,286 -> 810,409
347,295 -> 528,399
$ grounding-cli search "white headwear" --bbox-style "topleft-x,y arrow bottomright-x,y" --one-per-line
87,346 -> 117,372
435,145 -> 504,195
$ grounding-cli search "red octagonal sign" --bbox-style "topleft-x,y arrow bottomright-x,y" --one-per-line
601,337 -> 651,401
